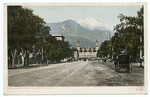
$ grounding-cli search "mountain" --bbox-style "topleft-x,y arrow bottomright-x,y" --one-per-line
65,36 -> 95,48
75,17 -> 113,31
46,18 -> 114,47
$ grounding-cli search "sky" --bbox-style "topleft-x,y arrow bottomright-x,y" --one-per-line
23,5 -> 142,28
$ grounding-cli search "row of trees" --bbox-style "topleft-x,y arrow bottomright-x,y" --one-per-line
8,6 -> 72,67
98,6 -> 144,62
43,35 -> 72,63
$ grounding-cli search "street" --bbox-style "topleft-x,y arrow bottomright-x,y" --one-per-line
8,61 -> 144,86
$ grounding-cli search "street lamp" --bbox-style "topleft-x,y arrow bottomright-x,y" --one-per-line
101,51 -> 103,59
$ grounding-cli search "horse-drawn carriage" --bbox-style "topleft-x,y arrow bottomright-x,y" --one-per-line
115,54 -> 132,73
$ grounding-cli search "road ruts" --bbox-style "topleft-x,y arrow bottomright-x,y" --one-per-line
8,60 -> 144,86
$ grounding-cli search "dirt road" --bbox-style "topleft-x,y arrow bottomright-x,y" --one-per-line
8,61 -> 144,86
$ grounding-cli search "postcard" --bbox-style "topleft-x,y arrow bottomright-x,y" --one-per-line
4,2 -> 147,94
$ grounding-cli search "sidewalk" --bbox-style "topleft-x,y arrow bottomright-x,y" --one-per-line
102,61 -> 144,68
8,60 -> 78,69
131,62 -> 144,68
8,64 -> 46,69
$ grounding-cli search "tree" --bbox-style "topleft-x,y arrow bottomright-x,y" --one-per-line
8,6 -> 46,67
43,35 -> 72,63
33,25 -> 51,65
99,7 -> 143,61
58,40 -> 72,61
113,6 -> 143,61
43,35 -> 61,63
99,40 -> 111,58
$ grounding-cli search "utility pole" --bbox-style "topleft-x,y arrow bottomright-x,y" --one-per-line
109,32 -> 111,40
106,37 -> 108,40
42,46 -> 43,64
140,35 -> 142,58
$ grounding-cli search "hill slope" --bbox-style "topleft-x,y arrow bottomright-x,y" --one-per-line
46,20 -> 113,47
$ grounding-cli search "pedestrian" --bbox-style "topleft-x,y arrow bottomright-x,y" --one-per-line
139,57 -> 143,67
103,57 -> 106,63
142,56 -> 144,66
115,57 -> 118,67
104,58 -> 106,63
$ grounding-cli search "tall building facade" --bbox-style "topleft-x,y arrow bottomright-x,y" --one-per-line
71,39 -> 100,60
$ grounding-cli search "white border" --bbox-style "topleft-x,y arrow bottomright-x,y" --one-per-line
1,1 -> 149,96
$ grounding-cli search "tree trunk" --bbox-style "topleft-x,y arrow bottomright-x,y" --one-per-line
26,52 -> 29,66
12,57 -> 15,67
24,57 -> 26,66
37,60 -> 39,65
21,55 -> 24,66
36,55 -> 39,65
21,51 -> 26,67
24,54 -> 26,67
11,51 -> 16,67
18,55 -> 20,67
9,54 -> 12,67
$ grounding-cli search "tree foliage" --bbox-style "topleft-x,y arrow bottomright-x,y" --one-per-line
99,6 -> 144,61
43,35 -> 72,62
8,6 -> 45,52
8,6 -> 47,66
8,6 -> 75,67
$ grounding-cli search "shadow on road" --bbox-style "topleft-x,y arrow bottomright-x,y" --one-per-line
8,61 -> 78,69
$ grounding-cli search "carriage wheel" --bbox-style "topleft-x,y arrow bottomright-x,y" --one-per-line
118,68 -> 120,72
126,67 -> 130,73
130,66 -> 133,73
115,67 -> 118,72
126,67 -> 128,72
128,67 -> 130,73
117,68 -> 120,72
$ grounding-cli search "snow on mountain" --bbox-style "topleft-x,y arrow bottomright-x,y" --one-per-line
75,17 -> 113,31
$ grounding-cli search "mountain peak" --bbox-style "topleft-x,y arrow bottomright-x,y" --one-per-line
75,17 -> 113,31
82,17 -> 100,23
62,19 -> 75,23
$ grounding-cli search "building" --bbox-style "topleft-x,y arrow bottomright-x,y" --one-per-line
71,39 -> 100,60
52,34 -> 65,41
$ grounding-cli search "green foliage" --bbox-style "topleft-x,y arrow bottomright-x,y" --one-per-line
100,41 -> 111,57
58,40 -> 72,60
8,6 -> 73,66
99,7 -> 143,60
33,25 -> 51,56
43,35 -> 59,61
43,35 -> 72,62
8,6 -> 52,66
8,6 -> 45,53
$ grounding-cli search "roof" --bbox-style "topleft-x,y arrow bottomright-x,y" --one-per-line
71,47 -> 100,52
71,47 -> 78,51
52,34 -> 65,38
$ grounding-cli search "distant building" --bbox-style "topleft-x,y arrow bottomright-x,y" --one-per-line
52,34 -> 65,41
71,39 -> 100,60
71,47 -> 78,60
